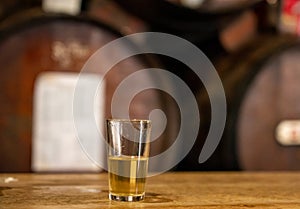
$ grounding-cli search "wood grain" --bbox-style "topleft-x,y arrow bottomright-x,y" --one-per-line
1,172 -> 300,208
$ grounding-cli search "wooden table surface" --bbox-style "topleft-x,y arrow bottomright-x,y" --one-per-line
0,172 -> 300,209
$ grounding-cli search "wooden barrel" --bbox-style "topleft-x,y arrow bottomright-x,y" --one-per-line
174,33 -> 300,171
0,0 -> 35,19
217,34 -> 300,170
0,8 -> 179,172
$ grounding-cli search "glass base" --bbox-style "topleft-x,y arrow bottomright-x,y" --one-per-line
109,193 -> 144,202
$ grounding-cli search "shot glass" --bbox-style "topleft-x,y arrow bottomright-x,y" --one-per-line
106,119 -> 151,201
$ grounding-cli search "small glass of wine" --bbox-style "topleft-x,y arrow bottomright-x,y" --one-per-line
106,119 -> 151,202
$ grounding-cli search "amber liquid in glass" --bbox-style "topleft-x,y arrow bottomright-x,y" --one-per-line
108,156 -> 148,201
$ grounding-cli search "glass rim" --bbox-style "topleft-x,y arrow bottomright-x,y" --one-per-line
106,118 -> 151,123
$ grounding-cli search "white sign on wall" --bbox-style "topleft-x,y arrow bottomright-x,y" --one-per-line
32,72 -> 105,172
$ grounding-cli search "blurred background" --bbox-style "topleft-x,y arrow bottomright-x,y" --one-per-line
1,0 -> 300,173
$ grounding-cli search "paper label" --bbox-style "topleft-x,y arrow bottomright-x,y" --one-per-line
276,120 -> 300,146
279,0 -> 300,35
32,72 -> 105,172
42,0 -> 82,15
